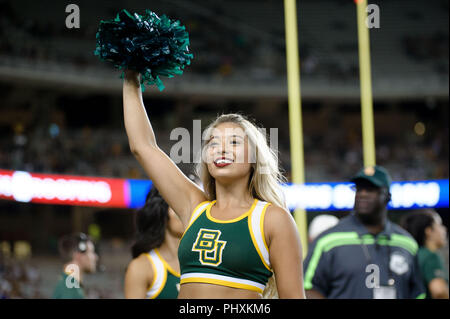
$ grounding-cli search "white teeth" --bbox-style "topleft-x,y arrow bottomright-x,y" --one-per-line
216,159 -> 232,164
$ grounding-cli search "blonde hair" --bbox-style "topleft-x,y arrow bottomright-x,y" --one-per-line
195,113 -> 285,298
195,113 -> 286,209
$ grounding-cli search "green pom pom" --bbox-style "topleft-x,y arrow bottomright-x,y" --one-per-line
94,9 -> 193,91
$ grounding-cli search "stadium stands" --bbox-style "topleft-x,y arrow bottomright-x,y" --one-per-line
0,0 -> 447,299
0,0 -> 448,97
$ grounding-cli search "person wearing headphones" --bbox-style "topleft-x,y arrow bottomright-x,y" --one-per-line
303,166 -> 426,299
52,233 -> 98,299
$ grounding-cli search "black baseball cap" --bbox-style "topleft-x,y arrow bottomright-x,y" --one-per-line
350,165 -> 392,189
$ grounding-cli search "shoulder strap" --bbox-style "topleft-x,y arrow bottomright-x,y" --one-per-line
248,200 -> 272,271
154,249 -> 180,277
145,250 -> 167,299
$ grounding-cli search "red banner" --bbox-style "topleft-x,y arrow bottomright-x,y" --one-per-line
0,169 -> 129,208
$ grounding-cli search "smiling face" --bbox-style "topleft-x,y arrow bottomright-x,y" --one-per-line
204,122 -> 253,183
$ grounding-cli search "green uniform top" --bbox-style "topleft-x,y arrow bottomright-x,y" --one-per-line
52,272 -> 85,299
144,249 -> 180,299
417,247 -> 449,298
178,199 -> 273,294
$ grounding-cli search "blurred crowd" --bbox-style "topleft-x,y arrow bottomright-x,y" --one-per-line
0,0 -> 447,82
403,32 -> 449,63
0,240 -> 127,299
0,254 -> 42,299
0,124 -> 138,179
0,0 -> 284,81
0,255 -> 117,299
300,124 -> 449,182
0,110 -> 447,183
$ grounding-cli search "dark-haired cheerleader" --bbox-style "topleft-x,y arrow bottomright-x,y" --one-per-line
124,186 -> 184,299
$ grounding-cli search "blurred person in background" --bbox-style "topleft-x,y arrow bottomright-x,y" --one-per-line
52,233 -> 98,299
124,186 -> 183,299
308,214 -> 339,243
303,166 -> 425,299
401,209 -> 449,299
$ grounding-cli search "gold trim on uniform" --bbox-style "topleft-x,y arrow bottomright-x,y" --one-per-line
180,273 -> 265,294
248,201 -> 272,272
154,248 -> 180,277
206,199 -> 258,223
